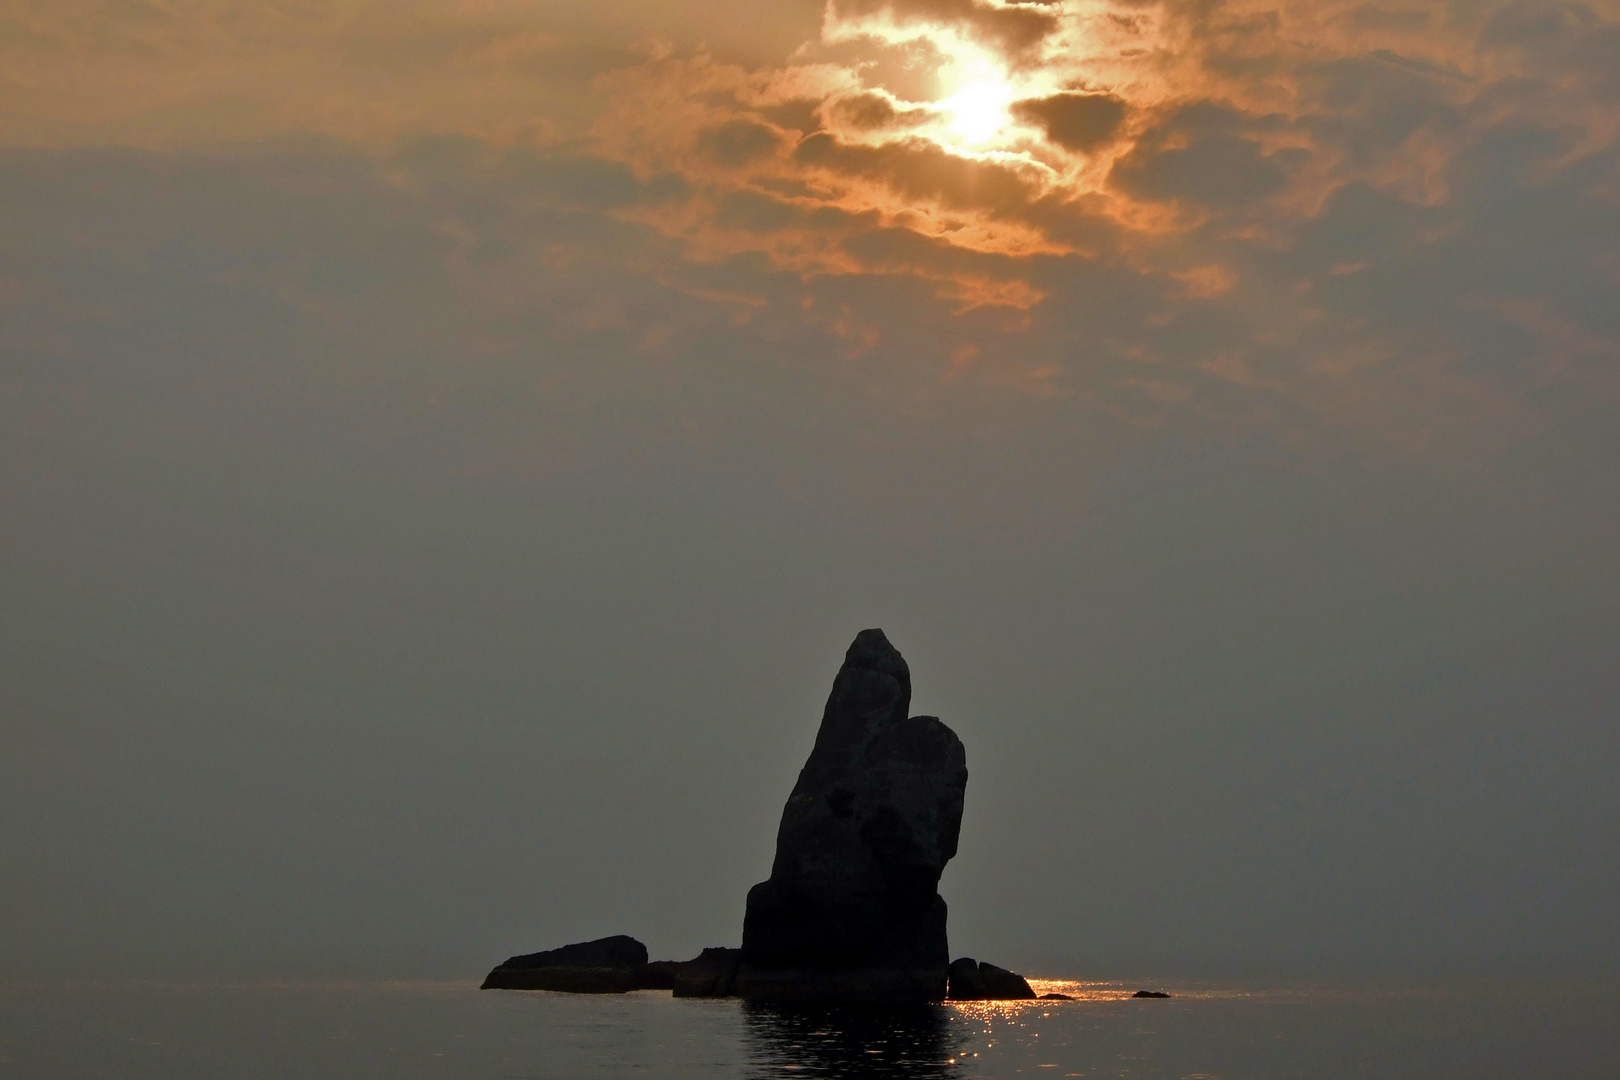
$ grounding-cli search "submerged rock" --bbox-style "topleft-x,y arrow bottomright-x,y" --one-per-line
481,935 -> 649,992
739,630 -> 968,1003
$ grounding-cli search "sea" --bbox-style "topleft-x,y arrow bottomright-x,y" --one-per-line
2,977 -> 1616,1079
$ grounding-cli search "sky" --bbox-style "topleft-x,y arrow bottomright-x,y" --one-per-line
1,0 -> 1617,981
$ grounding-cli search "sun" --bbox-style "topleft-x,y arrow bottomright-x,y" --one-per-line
943,81 -> 1012,146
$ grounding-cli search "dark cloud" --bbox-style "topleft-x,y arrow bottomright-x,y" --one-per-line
504,146 -> 693,210
820,90 -> 938,132
1480,0 -> 1620,100
1336,2 -> 1437,34
1110,129 -> 1297,209
1481,0 -> 1602,46
697,118 -> 789,166
1011,91 -> 1127,152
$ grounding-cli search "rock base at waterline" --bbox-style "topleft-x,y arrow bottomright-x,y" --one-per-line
482,935 -> 670,993
947,957 -> 1037,1000
670,948 -> 743,997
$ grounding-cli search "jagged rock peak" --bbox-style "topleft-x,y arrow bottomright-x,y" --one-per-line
739,629 -> 967,1002
791,628 -> 914,794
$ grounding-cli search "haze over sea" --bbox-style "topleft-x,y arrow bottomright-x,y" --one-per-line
4,0 -> 1617,1075
4,978 -> 1616,1079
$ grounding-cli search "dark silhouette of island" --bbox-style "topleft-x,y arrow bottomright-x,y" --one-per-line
482,934 -> 650,992
483,629 -> 1046,1002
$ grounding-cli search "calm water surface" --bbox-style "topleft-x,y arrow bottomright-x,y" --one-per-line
1,977 -> 1614,1079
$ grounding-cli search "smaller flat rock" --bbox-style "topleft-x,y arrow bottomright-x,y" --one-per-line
481,935 -> 649,992
1039,992 -> 1074,1000
1132,990 -> 1171,998
495,935 -> 648,970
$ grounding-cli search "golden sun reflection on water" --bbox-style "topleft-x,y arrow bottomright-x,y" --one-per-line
1026,978 -> 1143,1001
949,977 -> 1204,1012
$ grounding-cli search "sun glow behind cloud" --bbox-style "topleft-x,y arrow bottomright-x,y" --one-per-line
583,2 -> 1192,314
942,80 -> 1014,145
1,0 -> 1616,454
592,1 -> 1615,278
567,0 -> 1620,450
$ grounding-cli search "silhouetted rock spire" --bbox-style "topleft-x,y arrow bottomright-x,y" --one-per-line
738,629 -> 968,1001
481,629 -> 986,1003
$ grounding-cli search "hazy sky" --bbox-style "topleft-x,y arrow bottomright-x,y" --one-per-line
2,0 -> 1617,981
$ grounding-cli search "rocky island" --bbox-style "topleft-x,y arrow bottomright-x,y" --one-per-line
483,629 -> 1037,1003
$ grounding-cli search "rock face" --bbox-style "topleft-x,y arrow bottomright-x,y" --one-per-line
670,947 -> 743,997
482,935 -> 649,992
638,960 -> 682,990
977,962 -> 1037,1000
737,629 -> 968,1002
947,957 -> 1036,1000
947,957 -> 990,999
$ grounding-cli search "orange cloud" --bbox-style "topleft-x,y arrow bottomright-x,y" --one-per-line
1011,92 -> 1128,153
581,0 -> 1619,319
825,0 -> 1062,62
4,0 -> 1617,456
